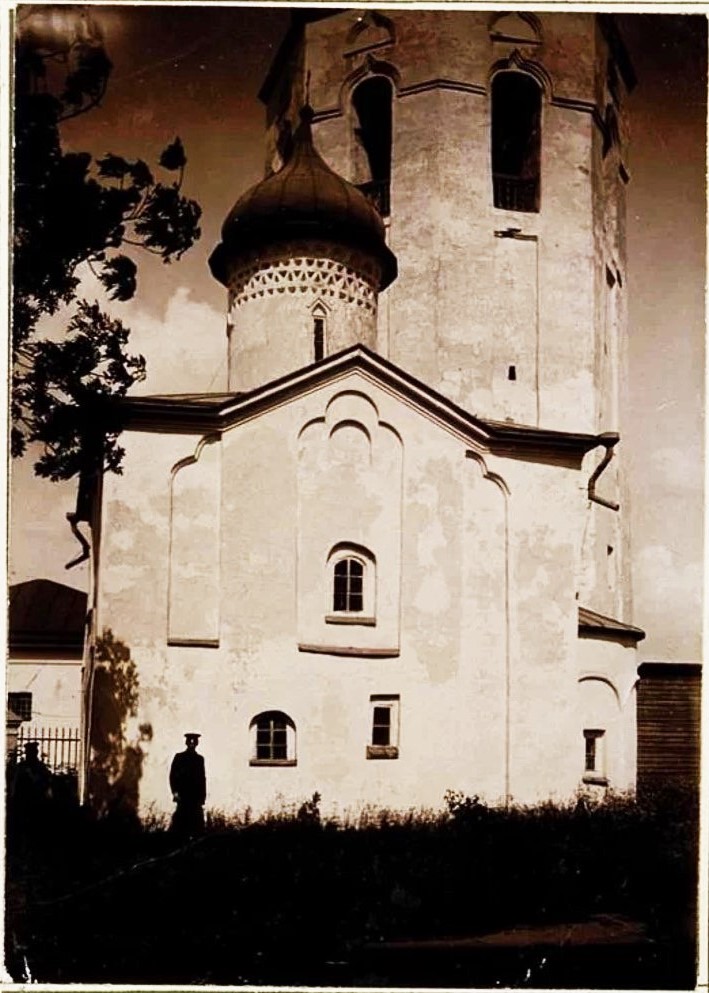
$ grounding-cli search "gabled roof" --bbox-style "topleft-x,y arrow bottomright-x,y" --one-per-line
123,345 -> 612,468
9,579 -> 87,653
578,606 -> 645,645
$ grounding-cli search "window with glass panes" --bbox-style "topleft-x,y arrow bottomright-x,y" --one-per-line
367,695 -> 399,759
584,728 -> 605,773
255,713 -> 288,761
333,557 -> 364,612
8,692 -> 32,721
372,705 -> 392,746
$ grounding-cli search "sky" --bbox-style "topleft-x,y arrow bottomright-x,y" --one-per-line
8,4 -> 706,663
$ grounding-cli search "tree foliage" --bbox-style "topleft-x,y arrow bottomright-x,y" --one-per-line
13,9 -> 202,479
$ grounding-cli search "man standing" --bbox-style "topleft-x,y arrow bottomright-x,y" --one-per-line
9,741 -> 53,843
169,733 -> 206,837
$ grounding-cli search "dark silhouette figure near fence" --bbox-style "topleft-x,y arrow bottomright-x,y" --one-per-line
169,733 -> 206,838
8,742 -> 53,842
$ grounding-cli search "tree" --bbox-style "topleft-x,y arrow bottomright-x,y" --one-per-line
12,7 -> 202,480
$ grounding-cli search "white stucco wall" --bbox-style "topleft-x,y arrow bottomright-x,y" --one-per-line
7,655 -> 83,730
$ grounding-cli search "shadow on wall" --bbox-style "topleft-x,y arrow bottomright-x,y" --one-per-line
88,629 -> 152,823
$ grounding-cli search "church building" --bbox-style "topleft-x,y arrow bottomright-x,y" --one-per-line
80,10 -> 645,818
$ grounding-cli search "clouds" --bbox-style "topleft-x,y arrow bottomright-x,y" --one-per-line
123,285 -> 226,395
633,543 -> 703,661
36,265 -> 228,395
10,274 -> 227,588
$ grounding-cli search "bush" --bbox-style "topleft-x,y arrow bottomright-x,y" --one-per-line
6,787 -> 698,985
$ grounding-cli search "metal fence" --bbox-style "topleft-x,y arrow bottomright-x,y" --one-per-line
14,725 -> 81,775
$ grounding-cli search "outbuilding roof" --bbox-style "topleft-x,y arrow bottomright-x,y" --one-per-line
9,579 -> 87,652
578,605 -> 645,644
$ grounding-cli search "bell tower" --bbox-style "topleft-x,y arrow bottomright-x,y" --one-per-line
258,10 -> 635,438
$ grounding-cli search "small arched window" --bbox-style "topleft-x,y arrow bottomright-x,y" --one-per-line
334,557 -> 364,612
249,711 -> 296,766
352,76 -> 392,217
491,71 -> 542,213
326,544 -> 376,624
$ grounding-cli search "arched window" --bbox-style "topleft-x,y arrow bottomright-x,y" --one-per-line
352,76 -> 392,217
491,71 -> 542,213
249,711 -> 296,766
334,557 -> 364,612
326,544 -> 376,623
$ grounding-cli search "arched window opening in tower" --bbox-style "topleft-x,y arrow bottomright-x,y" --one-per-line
491,72 -> 542,213
352,76 -> 392,217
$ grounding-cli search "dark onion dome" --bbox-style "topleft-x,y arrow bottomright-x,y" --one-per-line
209,106 -> 397,290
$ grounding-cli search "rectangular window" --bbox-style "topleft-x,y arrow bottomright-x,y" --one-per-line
367,695 -> 399,759
8,692 -> 32,721
372,706 -> 391,746
583,729 -> 607,784
314,317 -> 325,362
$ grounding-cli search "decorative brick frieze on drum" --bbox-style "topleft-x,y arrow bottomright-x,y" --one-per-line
228,251 -> 378,314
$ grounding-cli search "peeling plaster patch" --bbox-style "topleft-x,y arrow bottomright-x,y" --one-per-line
417,518 -> 446,567
415,571 -> 450,614
545,369 -> 595,425
101,563 -> 141,596
172,508 -> 217,530
111,530 -> 135,552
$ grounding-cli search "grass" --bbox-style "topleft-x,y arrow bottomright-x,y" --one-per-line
5,787 -> 699,986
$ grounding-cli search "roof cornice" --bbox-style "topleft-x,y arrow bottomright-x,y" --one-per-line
122,346 -> 607,467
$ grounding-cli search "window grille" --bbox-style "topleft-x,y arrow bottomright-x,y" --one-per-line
491,71 -> 541,213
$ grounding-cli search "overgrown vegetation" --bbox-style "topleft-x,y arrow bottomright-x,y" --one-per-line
5,789 -> 698,987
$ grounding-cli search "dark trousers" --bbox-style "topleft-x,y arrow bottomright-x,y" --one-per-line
171,801 -> 204,838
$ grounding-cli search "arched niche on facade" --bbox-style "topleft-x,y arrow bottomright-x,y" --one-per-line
168,435 -> 221,646
578,675 -> 621,786
489,12 -> 542,46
